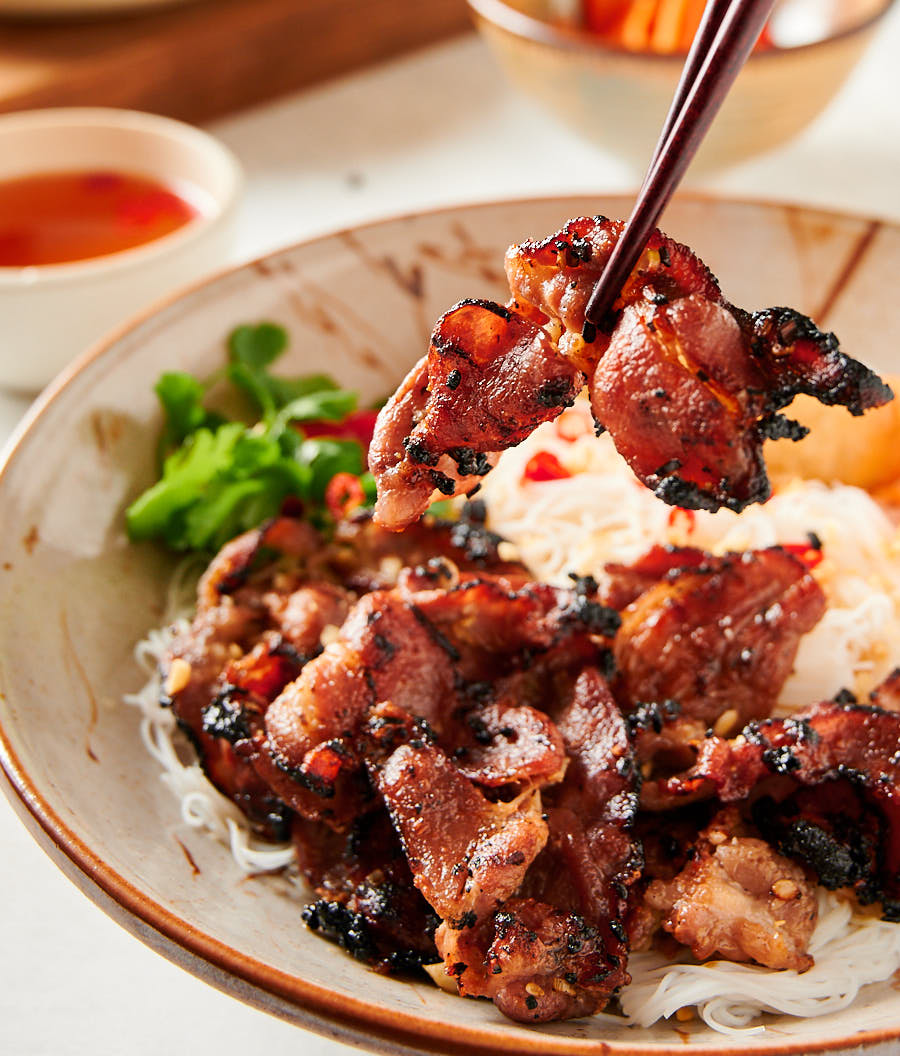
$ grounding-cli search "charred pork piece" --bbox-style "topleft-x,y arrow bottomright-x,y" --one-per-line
663,700 -> 900,915
505,217 -> 722,365
294,810 -> 440,972
371,216 -> 891,528
165,513 -> 532,834
590,298 -> 889,514
378,741 -> 549,928
431,667 -> 641,1023
612,546 -> 825,769
644,808 -> 818,971
259,571 -> 618,828
163,517 -> 350,837
370,299 -> 583,530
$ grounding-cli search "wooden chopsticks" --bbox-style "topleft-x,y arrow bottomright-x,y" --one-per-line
582,0 -> 777,335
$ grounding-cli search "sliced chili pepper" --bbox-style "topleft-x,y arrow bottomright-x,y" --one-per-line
781,541 -> 825,571
523,451 -> 571,482
304,409 -> 379,455
326,472 -> 366,520
667,507 -> 696,534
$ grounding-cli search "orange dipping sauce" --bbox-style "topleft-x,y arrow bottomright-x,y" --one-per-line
0,170 -> 202,267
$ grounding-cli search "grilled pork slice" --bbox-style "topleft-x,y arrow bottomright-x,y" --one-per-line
429,667 -> 641,1023
162,513 -> 529,834
607,544 -> 825,772
257,569 -> 618,828
662,698 -> 900,917
644,809 -> 818,971
371,216 -> 891,529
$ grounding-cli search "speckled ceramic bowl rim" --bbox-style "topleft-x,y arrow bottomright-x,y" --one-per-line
466,0 -> 898,63
2,192 -> 900,1055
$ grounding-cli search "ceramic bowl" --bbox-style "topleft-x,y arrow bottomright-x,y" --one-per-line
0,107 -> 242,392
466,0 -> 895,170
1,195 -> 899,1055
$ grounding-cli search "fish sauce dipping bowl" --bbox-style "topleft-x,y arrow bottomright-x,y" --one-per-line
0,108 -> 243,393
466,0 -> 896,170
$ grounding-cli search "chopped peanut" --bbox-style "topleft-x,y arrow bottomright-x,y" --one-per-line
320,623 -> 341,646
713,708 -> 740,738
525,982 -> 545,997
423,962 -> 458,994
772,879 -> 800,900
497,541 -> 521,562
552,977 -> 577,996
164,657 -> 191,696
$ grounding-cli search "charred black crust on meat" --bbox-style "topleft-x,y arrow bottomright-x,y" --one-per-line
626,699 -> 681,737
409,603 -> 461,662
554,233 -> 593,267
403,436 -> 439,466
448,447 -> 493,477
653,472 -> 771,514
559,594 -> 621,637
536,377 -> 578,409
758,413 -> 810,442
302,899 -> 438,972
454,297 -> 512,321
429,470 -> 457,495
201,686 -> 253,744
751,307 -> 894,414
753,794 -> 878,894
446,500 -> 509,566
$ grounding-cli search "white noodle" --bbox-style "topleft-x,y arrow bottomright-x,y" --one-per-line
622,891 -> 900,1035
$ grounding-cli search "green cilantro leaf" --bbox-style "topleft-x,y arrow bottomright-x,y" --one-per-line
126,321 -> 379,553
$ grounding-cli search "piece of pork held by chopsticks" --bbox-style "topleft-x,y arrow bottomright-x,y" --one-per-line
370,217 -> 892,530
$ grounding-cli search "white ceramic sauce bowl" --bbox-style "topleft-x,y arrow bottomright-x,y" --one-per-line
0,107 -> 243,392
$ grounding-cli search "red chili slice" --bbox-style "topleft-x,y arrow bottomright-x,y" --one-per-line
326,472 -> 366,519
667,507 -> 697,534
781,541 -> 825,571
523,451 -> 571,482
303,409 -> 379,455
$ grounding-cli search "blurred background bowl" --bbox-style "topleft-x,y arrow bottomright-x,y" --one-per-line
0,107 -> 242,392
466,0 -> 895,170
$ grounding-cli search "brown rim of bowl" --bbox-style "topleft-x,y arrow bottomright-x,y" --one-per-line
1,191 -> 900,1056
465,0 -> 898,62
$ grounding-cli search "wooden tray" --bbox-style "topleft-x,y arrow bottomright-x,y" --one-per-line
0,0 -> 473,122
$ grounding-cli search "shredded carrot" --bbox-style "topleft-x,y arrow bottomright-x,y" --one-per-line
650,0 -> 687,53
581,0 -> 773,54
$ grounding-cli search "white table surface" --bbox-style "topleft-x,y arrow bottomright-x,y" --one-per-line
2,15 -> 900,1055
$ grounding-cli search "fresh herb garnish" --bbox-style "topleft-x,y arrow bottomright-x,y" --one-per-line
126,322 -> 376,552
